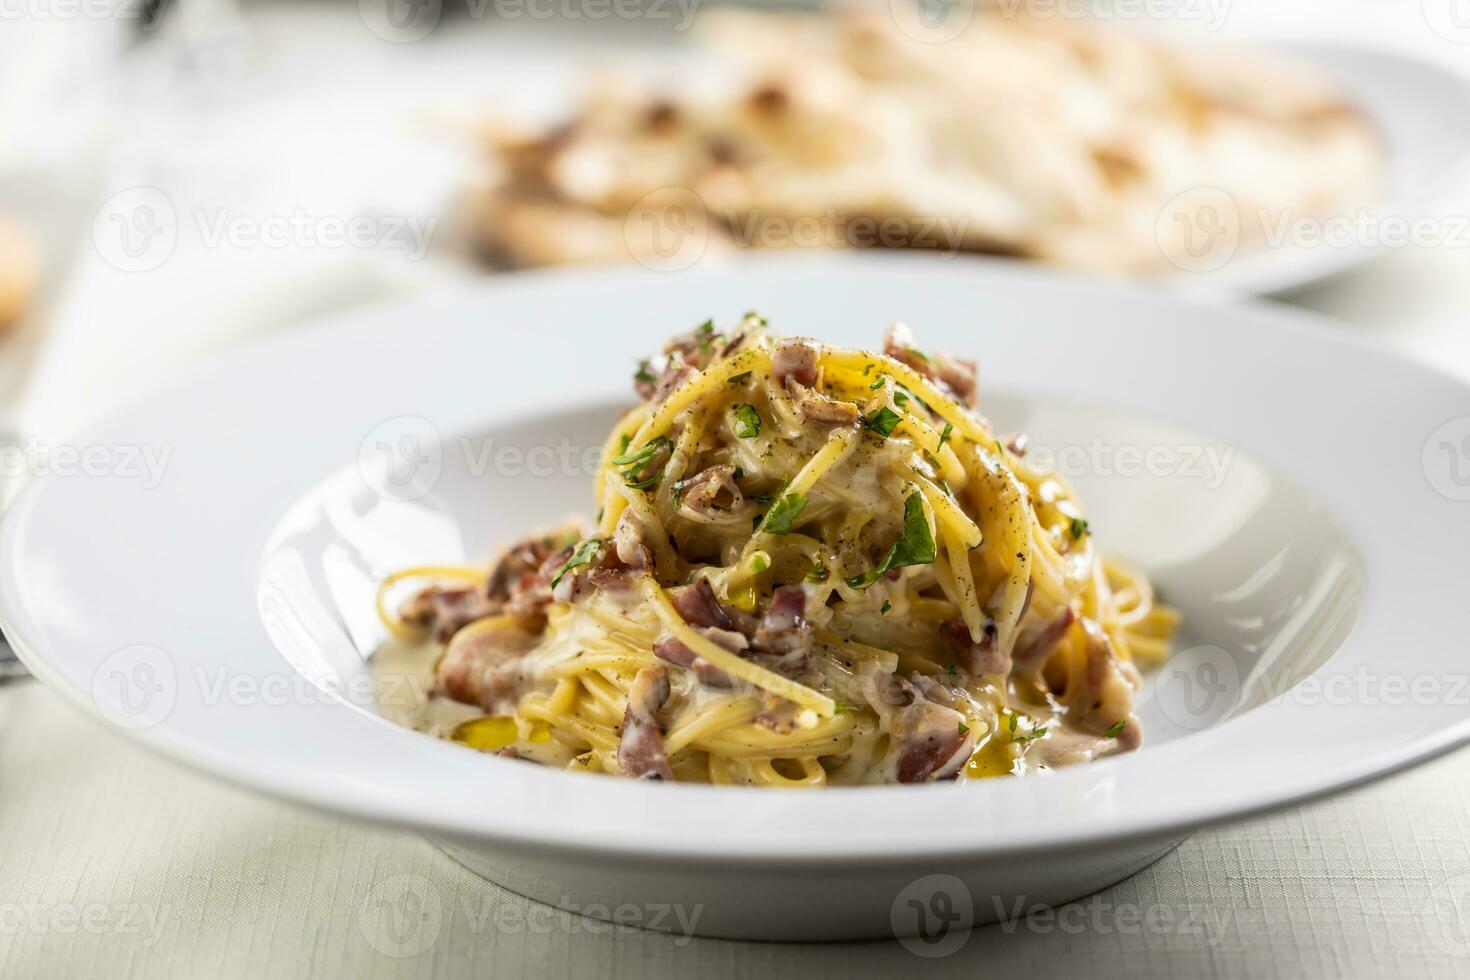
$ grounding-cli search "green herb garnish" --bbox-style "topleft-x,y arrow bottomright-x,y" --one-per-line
1106,720 -> 1128,738
695,319 -> 716,354
880,600 -> 892,614
550,539 -> 603,589
732,404 -> 762,439
958,721 -> 969,735
759,492 -> 809,535
1069,517 -> 1090,540
868,376 -> 886,390
728,371 -> 752,385
613,437 -> 673,490
1013,727 -> 1048,744
611,438 -> 664,468
863,407 -> 902,438
937,422 -> 954,450
806,561 -> 829,583
845,492 -> 936,589
634,360 -> 656,384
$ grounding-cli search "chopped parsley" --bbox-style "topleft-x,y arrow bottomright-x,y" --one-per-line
1008,713 -> 1019,734
1106,720 -> 1128,738
633,360 -> 657,384
863,407 -> 902,438
958,721 -> 969,735
694,319 -> 716,354
611,438 -> 668,469
893,387 -> 910,408
947,664 -> 958,678
833,700 -> 855,714
671,479 -> 686,510
748,554 -> 769,574
732,403 -> 762,439
845,492 -> 937,589
937,422 -> 954,450
1013,726 -> 1048,744
550,539 -> 603,588
728,371 -> 752,385
1069,516 -> 1090,540
880,600 -> 892,615
612,436 -> 673,490
868,376 -> 886,390
806,560 -> 829,583
759,492 -> 809,535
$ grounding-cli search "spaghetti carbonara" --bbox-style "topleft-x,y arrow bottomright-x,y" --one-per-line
376,318 -> 1178,785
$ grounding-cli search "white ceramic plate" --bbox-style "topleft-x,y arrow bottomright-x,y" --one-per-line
3,255 -> 1469,941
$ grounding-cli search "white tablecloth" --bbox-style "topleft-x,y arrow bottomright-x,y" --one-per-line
4,679 -> 1470,978
4,3 -> 1470,977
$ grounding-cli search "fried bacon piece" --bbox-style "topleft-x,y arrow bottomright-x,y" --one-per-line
400,586 -> 498,643
1074,619 -> 1143,751
433,617 -> 543,713
633,322 -> 748,404
773,337 -> 859,426
1011,606 -> 1077,673
618,664 -> 675,780
675,464 -> 750,524
941,619 -> 1004,676
883,322 -> 978,406
771,336 -> 820,387
862,670 -> 978,783
653,633 -> 739,688
400,529 -> 580,640
667,578 -> 755,635
614,508 -> 654,571
752,585 -> 812,667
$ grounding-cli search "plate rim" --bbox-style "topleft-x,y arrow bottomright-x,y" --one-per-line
4,253 -> 1469,863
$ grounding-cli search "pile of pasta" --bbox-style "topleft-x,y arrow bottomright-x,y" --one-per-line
380,317 -> 1177,785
